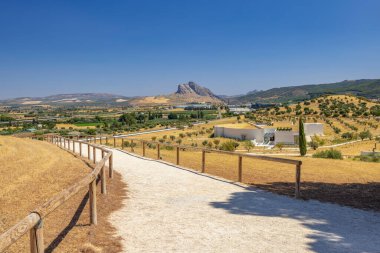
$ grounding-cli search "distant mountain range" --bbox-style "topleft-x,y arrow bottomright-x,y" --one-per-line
227,79 -> 380,104
0,93 -> 130,106
1,79 -> 379,107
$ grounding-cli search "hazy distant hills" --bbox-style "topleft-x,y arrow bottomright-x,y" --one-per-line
0,93 -> 130,106
1,79 -> 379,107
228,79 -> 380,104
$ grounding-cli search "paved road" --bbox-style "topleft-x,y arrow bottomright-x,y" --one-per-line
73,142 -> 380,252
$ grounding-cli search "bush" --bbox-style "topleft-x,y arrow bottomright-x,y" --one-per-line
165,146 -> 174,151
359,154 -> 380,163
219,141 -> 239,151
309,140 -> 319,150
312,149 -> 343,159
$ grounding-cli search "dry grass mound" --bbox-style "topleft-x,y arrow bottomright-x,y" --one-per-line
0,137 -> 125,252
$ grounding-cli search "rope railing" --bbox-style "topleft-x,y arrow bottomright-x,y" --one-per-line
0,135 -> 113,253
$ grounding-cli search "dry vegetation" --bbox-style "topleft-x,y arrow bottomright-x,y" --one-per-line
115,138 -> 380,211
0,137 -> 125,252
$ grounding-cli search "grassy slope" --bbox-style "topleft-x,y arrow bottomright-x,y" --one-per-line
0,137 -> 125,252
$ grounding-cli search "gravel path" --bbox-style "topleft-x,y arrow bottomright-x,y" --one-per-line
76,142 -> 380,252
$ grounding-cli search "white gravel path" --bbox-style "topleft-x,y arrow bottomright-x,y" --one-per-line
74,142 -> 380,252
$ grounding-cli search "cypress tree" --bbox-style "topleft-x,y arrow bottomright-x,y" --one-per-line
299,117 -> 307,156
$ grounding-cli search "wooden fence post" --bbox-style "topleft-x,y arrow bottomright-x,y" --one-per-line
79,142 -> 82,156
109,154 -> 113,178
238,155 -> 243,182
113,137 -> 116,147
100,136 -> 102,145
30,218 -> 44,253
87,144 -> 91,160
89,180 -> 97,225
101,165 -> 107,194
73,140 -> 76,153
121,138 -> 124,149
142,141 -> 146,156
131,140 -> 134,152
93,147 -> 96,163
202,150 -> 206,173
295,164 -> 301,198
157,144 -> 160,159
176,147 -> 180,165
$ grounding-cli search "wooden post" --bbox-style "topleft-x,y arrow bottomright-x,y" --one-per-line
79,142 -> 82,156
157,144 -> 160,159
101,164 -> 107,194
113,137 -> 116,147
87,144 -> 91,160
121,138 -> 124,149
295,164 -> 301,198
176,147 -> 180,165
109,154 -> 113,178
238,155 -> 243,182
131,140 -> 134,152
100,136 -> 102,145
30,218 -> 44,253
142,141 -> 146,156
202,150 -> 206,173
73,140 -> 76,153
89,180 -> 97,225
93,147 -> 96,163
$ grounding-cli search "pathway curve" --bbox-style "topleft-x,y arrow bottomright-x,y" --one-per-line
76,142 -> 380,252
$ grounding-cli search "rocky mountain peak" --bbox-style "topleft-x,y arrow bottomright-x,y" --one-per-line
175,82 -> 217,98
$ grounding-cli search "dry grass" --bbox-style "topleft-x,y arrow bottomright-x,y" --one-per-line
121,141 -> 380,211
0,137 -> 125,252
56,123 -> 97,130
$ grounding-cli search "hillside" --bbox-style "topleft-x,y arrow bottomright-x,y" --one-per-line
0,137 -> 91,252
229,79 -> 380,104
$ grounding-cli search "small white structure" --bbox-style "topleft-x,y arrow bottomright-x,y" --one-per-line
304,123 -> 323,136
214,123 -> 323,146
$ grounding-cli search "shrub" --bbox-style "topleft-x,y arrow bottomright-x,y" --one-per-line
312,149 -> 343,159
219,141 -> 239,151
359,154 -> 380,163
274,143 -> 284,150
165,145 -> 174,151
151,136 -> 157,141
359,130 -> 373,140
202,140 -> 208,146
309,140 -> 319,150
123,140 -> 130,147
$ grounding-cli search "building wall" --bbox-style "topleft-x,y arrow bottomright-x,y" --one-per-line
214,126 -> 265,142
274,131 -> 296,144
304,123 -> 324,136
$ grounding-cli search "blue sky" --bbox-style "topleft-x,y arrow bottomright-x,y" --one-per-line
0,0 -> 379,99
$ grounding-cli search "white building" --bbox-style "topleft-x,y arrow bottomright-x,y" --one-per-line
214,123 -> 323,145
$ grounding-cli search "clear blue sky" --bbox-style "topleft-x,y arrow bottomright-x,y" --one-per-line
1,0 -> 379,99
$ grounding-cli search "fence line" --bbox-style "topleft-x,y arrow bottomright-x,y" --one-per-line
0,135 -> 113,253
86,135 -> 302,198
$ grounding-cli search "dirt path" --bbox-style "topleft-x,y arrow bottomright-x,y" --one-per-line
77,142 -> 380,252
